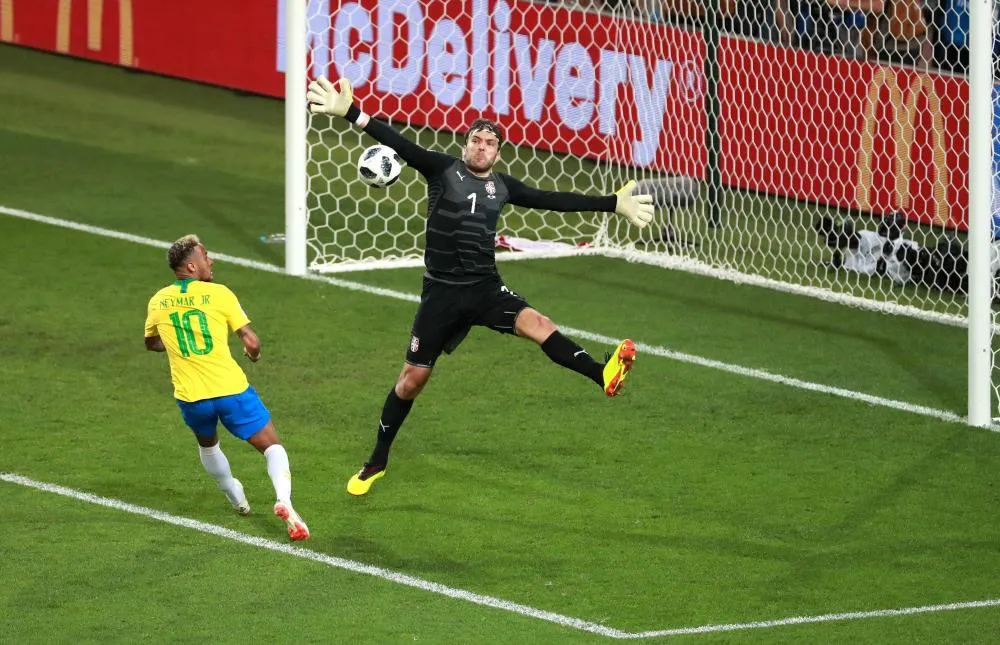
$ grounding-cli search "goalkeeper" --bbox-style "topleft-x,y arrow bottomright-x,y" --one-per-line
308,76 -> 655,496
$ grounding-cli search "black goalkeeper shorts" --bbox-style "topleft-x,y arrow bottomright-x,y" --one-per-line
405,276 -> 531,368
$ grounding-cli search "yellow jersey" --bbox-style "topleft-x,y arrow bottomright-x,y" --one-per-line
145,279 -> 251,402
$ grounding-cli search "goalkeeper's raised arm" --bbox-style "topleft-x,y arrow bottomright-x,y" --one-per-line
307,76 -> 451,178
503,176 -> 654,228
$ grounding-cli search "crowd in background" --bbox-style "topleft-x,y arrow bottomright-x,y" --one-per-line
549,0 -> 983,76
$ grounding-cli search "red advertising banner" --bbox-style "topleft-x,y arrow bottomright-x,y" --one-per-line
311,0 -> 706,177
0,0 -> 970,229
0,0 -> 283,93
720,38 -> 968,230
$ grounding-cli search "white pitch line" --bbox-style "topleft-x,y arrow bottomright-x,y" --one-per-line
4,471 -> 999,640
624,598 -> 1000,638
0,472 -> 630,639
1,204 -> 986,430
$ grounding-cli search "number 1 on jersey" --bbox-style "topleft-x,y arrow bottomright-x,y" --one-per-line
467,192 -> 477,214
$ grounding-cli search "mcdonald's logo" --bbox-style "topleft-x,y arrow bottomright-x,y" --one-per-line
0,0 -> 13,43
55,0 -> 133,66
856,68 -> 950,225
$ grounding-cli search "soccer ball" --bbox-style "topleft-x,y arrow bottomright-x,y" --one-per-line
358,145 -> 403,188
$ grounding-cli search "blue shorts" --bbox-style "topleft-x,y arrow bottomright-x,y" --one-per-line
176,385 -> 271,441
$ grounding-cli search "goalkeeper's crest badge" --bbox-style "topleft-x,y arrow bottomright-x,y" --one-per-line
410,335 -> 420,353
485,181 -> 496,199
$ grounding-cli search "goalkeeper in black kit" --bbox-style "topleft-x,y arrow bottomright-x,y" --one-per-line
307,76 -> 655,496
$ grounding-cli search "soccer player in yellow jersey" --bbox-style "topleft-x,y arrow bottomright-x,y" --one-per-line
144,235 -> 309,541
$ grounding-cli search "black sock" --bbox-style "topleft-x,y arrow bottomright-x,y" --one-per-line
541,331 -> 604,386
368,387 -> 415,467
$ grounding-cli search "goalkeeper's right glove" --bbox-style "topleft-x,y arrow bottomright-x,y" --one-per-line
307,76 -> 362,123
615,180 -> 654,228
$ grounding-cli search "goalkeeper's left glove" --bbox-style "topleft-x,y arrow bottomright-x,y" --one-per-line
615,180 -> 654,228
306,76 -> 362,123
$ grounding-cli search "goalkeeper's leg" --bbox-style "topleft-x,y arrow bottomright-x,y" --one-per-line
475,290 -> 608,389
539,328 -> 604,386
350,288 -> 463,496
511,307 -> 633,393
348,364 -> 429,496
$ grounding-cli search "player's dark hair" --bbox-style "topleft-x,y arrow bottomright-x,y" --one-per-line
465,119 -> 503,146
168,234 -> 202,271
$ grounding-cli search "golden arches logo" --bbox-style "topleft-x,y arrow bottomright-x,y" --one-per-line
856,68 -> 950,225
1,0 -> 13,43
56,0 -> 133,66
0,0 -> 132,63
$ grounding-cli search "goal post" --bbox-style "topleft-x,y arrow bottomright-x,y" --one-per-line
285,0 -> 997,426
284,0 -> 308,277
968,0 -> 993,427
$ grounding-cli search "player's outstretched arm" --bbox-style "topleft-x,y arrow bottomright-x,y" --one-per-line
504,175 -> 654,228
144,335 -> 165,352
236,324 -> 261,362
307,76 -> 451,177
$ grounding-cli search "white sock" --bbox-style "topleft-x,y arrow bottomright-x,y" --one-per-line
199,444 -> 239,503
264,444 -> 292,504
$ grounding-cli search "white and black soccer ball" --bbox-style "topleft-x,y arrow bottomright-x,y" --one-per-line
357,144 -> 403,188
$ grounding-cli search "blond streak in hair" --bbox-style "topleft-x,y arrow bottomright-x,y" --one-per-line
167,234 -> 202,271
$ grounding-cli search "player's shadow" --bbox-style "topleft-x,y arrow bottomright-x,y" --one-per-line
764,424 -> 986,586
327,534 -> 480,576
376,499 -> 800,567
357,426 -> 985,581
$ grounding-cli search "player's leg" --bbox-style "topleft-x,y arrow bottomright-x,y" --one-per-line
476,281 -> 636,396
514,307 -> 605,387
247,423 -> 309,541
348,361 -> 434,496
373,363 -> 431,464
221,386 -> 308,540
348,281 -> 460,496
520,308 -> 635,396
177,398 -> 250,515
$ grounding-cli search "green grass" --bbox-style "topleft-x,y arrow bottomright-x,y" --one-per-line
2,44 -> 1000,643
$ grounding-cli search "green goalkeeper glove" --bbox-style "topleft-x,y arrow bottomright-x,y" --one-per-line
615,180 -> 654,228
307,76 -> 362,122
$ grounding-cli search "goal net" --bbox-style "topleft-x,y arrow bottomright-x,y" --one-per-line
298,0 -> 995,423
304,0 -> 703,272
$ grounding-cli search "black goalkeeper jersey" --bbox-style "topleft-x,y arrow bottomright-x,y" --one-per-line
362,118 -> 617,285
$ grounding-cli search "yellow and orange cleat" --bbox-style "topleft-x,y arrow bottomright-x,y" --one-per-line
603,339 -> 636,397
